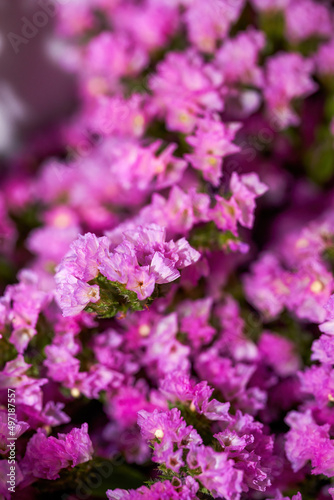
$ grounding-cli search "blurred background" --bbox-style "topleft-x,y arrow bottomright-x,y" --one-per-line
0,0 -> 76,158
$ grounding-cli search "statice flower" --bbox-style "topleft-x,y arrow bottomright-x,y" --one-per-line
84,31 -> 148,90
185,115 -> 241,186
285,410 -> 334,477
196,349 -> 267,414
58,232 -> 110,282
0,410 -> 29,454
137,374 -> 274,498
107,186 -> 211,239
55,271 -> 101,317
183,0 -> 245,53
27,217 -> 79,270
144,313 -> 191,377
216,28 -> 266,86
160,373 -> 232,422
0,356 -> 48,414
44,342 -> 81,387
187,444 -> 243,500
298,364 -> 334,410
258,331 -> 300,377
2,270 -> 50,353
229,172 -> 268,227
214,296 -> 258,362
244,252 -> 332,322
107,478 -> 199,500
112,1 -> 179,51
137,407 -> 202,454
276,217 -> 331,268
149,50 -> 223,133
21,423 -> 93,480
55,225 -> 200,316
264,53 -> 317,128
285,0 -> 332,43
288,259 -> 333,323
0,461 -> 23,500
88,94 -> 147,139
311,332 -> 334,365
137,408 -> 248,498
56,0 -> 100,36
315,38 -> 334,77
178,297 -> 216,349
211,172 -> 268,236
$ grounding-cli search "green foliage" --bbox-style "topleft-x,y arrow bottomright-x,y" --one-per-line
85,274 -> 155,319
0,333 -> 17,370
304,128 -> 334,185
189,222 -> 240,252
24,314 -> 54,376
259,10 -> 286,55
169,401 -> 215,447
35,459 -> 146,497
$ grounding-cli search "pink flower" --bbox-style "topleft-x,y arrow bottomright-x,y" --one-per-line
0,410 -> 29,454
187,444 -> 243,500
211,173 -> 267,235
126,267 -> 156,300
185,116 -> 241,186
230,172 -> 268,228
216,28 -> 265,85
285,0 -> 332,43
178,297 -> 216,349
184,0 -> 246,53
59,232 -> 110,282
107,479 -> 199,500
112,2 -> 179,51
137,408 -> 202,463
0,356 -> 47,412
44,344 -> 80,386
211,195 -> 241,235
149,252 -> 180,284
243,253 -> 289,319
315,38 -> 334,76
258,331 -> 301,376
285,410 -> 334,477
55,271 -> 100,317
264,53 -> 317,128
149,50 -> 223,133
22,424 -> 93,480
144,313 -> 191,376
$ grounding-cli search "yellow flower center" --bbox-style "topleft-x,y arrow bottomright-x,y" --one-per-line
310,280 -> 324,293
139,324 -> 150,337
154,429 -> 164,439
71,388 -> 81,398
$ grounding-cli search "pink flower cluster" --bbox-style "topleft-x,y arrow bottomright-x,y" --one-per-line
55,225 -> 200,315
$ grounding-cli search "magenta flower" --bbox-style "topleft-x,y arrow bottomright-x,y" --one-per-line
187,444 -> 243,500
285,410 -> 334,477
285,0 -> 332,43
264,53 -> 317,128
186,116 -> 240,186
22,423 -> 93,480
149,50 -> 223,133
216,28 -> 265,86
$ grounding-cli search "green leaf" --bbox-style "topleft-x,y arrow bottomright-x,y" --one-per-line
85,275 -> 154,319
189,222 -> 241,252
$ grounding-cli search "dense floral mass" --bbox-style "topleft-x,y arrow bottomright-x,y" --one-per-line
1,0 -> 334,498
